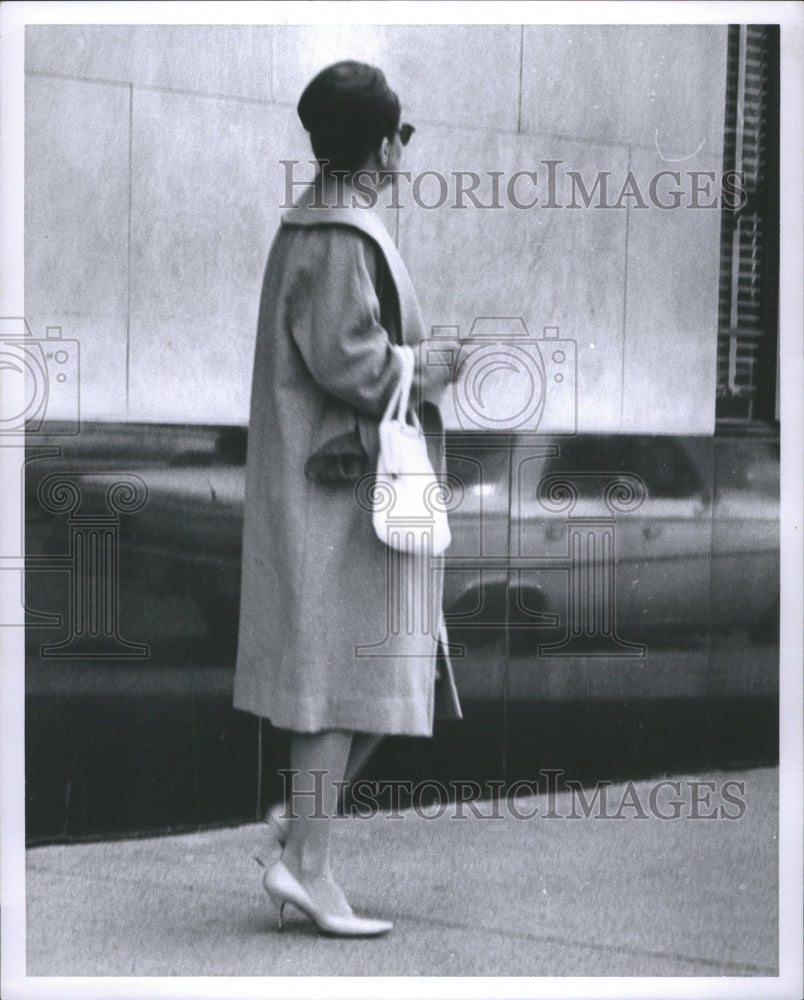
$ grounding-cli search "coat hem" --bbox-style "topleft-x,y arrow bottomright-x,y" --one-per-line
232,700 -> 436,739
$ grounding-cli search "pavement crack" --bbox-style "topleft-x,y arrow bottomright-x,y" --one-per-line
373,908 -> 776,976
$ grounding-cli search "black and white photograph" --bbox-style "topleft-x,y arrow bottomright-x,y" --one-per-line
1,2 -> 802,998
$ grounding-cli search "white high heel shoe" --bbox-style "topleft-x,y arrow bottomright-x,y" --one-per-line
256,857 -> 393,937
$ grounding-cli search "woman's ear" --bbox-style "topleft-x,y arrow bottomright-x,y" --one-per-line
378,136 -> 392,168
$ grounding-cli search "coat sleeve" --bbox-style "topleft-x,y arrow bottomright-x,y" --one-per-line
286,226 -> 405,417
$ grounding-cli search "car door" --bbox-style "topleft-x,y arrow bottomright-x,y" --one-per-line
509,435 -> 715,650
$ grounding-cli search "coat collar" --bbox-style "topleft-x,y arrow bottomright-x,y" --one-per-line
281,181 -> 393,247
282,182 -> 425,347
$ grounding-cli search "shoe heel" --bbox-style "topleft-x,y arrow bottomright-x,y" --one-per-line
260,864 -> 288,932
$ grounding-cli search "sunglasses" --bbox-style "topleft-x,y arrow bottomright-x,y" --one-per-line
398,122 -> 415,146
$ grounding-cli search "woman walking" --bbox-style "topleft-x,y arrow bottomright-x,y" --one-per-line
233,60 -> 461,937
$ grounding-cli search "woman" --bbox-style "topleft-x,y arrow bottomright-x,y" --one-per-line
233,60 -> 461,937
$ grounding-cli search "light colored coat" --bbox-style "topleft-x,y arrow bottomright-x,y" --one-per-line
233,185 -> 461,736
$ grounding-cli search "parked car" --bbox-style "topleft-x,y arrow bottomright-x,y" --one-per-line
23,422 -> 779,840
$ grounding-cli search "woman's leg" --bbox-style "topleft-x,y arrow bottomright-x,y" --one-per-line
266,732 -> 382,852
344,733 -> 383,786
280,729 -> 353,914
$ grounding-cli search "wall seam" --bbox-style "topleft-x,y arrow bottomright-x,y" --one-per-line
269,24 -> 275,104
619,144 -> 632,430
517,24 -> 524,135
25,69 -> 276,108
23,75 -> 720,157
125,83 -> 133,415
29,70 -> 687,154
25,69 -> 131,90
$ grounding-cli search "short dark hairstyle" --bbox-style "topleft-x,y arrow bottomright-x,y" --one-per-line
297,61 -> 401,174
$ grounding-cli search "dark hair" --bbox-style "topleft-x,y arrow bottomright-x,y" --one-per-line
297,61 -> 401,174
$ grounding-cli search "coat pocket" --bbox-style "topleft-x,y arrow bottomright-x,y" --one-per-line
304,401 -> 374,484
304,428 -> 369,484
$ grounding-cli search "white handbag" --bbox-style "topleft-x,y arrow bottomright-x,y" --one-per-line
372,346 -> 452,556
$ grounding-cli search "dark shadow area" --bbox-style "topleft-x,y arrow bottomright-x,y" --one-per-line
26,685 -> 262,844
27,681 -> 778,844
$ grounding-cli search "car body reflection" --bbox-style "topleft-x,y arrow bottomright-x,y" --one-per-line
24,422 -> 779,841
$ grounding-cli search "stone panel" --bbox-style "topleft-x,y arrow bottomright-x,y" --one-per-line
397,126 -> 630,433
26,25 -> 275,102
24,75 -> 129,420
521,25 -> 728,156
128,92 -> 307,422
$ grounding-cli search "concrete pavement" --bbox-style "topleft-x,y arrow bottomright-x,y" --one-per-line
22,767 -> 778,979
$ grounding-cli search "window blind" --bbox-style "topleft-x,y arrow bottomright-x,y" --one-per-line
716,25 -> 780,423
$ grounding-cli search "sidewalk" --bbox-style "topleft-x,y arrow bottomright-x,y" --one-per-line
23,767 -> 777,978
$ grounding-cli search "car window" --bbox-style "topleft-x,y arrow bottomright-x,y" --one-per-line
534,435 -> 702,500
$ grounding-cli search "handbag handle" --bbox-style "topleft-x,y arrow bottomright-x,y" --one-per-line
382,345 -> 416,425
